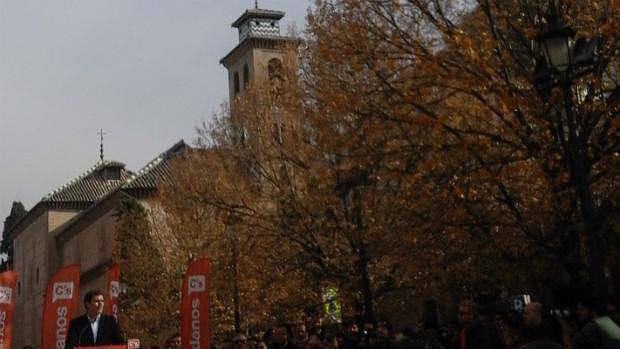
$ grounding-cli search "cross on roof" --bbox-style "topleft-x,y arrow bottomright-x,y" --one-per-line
98,129 -> 106,161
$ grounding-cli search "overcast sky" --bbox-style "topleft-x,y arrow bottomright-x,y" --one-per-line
0,0 -> 309,219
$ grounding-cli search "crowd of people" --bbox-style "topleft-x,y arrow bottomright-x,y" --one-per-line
155,293 -> 620,349
29,288 -> 620,349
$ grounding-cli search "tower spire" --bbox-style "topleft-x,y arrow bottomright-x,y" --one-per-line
98,129 -> 106,161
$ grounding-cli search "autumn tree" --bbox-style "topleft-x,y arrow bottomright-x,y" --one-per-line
305,0 -> 619,303
113,193 -> 180,346
134,0 -> 618,331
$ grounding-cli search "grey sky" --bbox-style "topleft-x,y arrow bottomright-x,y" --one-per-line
0,0 -> 309,219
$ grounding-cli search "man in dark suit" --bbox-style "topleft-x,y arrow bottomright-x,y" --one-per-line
65,289 -> 125,349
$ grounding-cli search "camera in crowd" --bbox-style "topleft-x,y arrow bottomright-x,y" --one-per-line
549,308 -> 570,320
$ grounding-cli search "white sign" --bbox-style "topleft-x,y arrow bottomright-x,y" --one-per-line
109,281 -> 120,299
188,275 -> 206,295
128,338 -> 141,349
52,282 -> 74,303
0,287 -> 11,304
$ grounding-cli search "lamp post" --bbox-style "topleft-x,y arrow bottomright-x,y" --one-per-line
534,3 -> 606,304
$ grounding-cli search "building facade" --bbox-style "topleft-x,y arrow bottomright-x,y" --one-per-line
7,141 -> 186,348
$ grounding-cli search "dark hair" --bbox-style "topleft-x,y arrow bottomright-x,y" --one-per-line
83,289 -> 104,307
578,294 -> 606,315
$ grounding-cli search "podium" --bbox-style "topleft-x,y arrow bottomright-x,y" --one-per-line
75,338 -> 139,349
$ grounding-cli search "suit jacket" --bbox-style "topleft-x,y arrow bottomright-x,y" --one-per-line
65,314 -> 124,349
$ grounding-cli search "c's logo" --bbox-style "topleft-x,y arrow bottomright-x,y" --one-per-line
0,287 -> 11,304
110,281 -> 121,299
188,275 -> 205,295
52,282 -> 74,303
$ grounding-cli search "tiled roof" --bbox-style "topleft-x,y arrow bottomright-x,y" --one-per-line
232,8 -> 285,28
43,160 -> 131,203
123,140 -> 187,190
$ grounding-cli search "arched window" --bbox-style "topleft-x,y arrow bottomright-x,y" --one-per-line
243,64 -> 250,89
233,72 -> 240,96
268,58 -> 283,81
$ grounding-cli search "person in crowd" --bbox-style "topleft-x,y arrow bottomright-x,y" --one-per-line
166,332 -> 181,349
233,333 -> 250,349
248,336 -> 260,349
571,295 -> 620,349
456,299 -> 505,349
292,321 -> 309,349
413,319 -> 445,349
521,302 -> 555,343
496,310 -> 524,349
270,323 -> 296,349
372,318 -> 394,349
608,294 -> 620,323
343,320 -> 360,349
306,331 -> 323,349
263,329 -> 275,349
65,289 -> 124,349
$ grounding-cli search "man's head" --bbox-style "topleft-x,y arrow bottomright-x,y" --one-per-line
458,300 -> 478,327
576,294 -> 605,324
273,324 -> 289,345
169,333 -> 182,349
83,290 -> 105,318
376,318 -> 392,338
233,333 -> 248,349
293,321 -> 308,341
523,302 -> 542,327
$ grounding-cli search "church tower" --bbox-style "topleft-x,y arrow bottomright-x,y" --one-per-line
220,4 -> 297,101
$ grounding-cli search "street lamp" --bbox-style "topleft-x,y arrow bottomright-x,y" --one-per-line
533,3 -> 606,305
537,10 -> 575,74
534,4 -> 599,90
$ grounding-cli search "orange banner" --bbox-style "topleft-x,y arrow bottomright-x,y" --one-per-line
0,270 -> 17,349
41,264 -> 80,349
181,258 -> 210,349
106,263 -> 120,319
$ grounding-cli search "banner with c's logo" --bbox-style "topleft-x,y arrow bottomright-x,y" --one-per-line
106,263 -> 120,319
0,270 -> 17,349
181,258 -> 210,349
41,264 -> 80,349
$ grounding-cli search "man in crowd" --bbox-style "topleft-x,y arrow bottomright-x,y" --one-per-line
522,301 -> 554,343
572,296 -> 620,349
65,289 -> 124,349
457,299 -> 505,349
167,332 -> 182,349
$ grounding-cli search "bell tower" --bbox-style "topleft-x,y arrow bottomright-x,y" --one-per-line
220,4 -> 297,101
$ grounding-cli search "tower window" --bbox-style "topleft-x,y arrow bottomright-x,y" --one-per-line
234,72 -> 240,96
243,64 -> 250,89
268,58 -> 283,81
